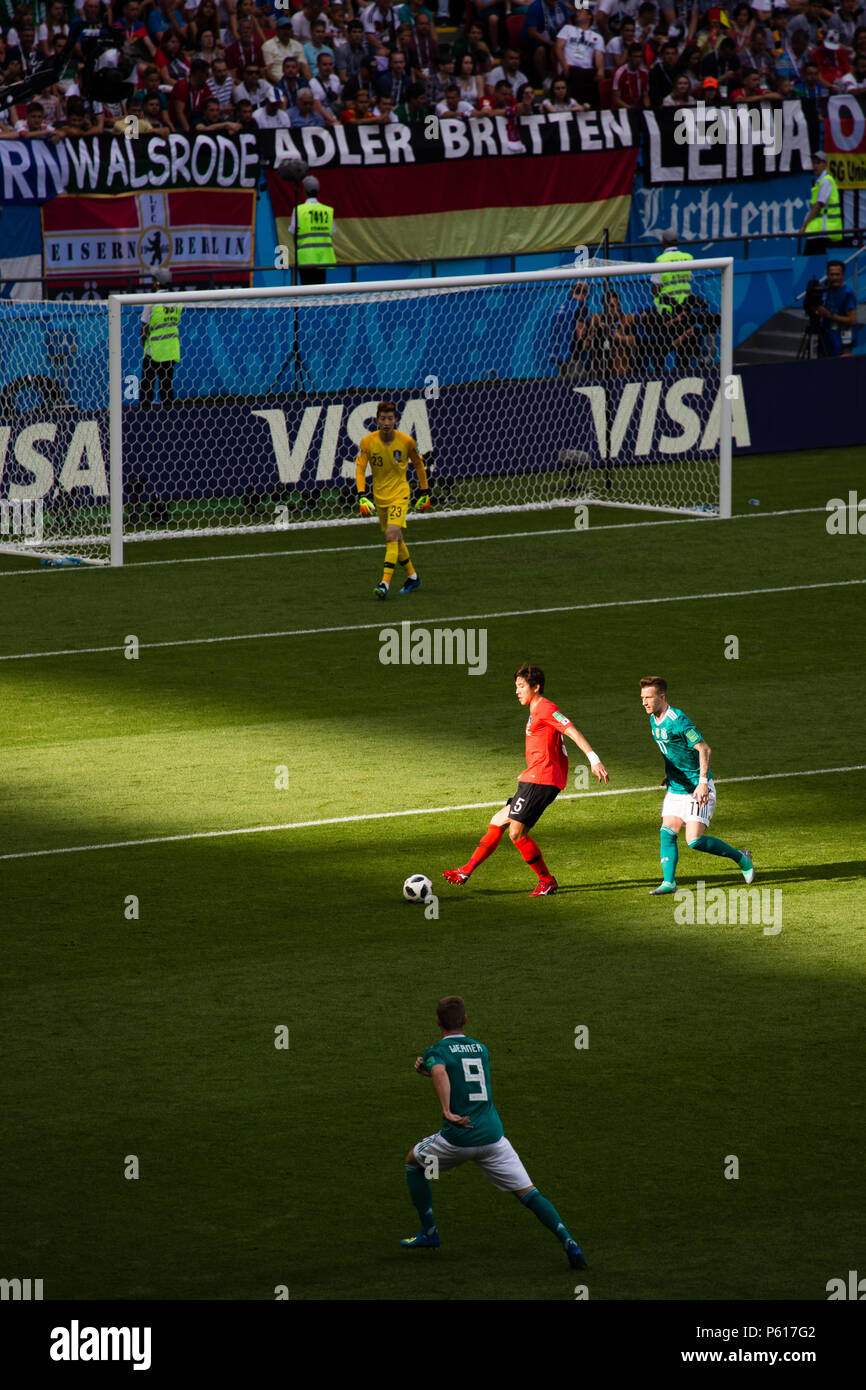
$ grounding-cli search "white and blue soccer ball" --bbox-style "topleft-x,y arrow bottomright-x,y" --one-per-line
403,874 -> 433,903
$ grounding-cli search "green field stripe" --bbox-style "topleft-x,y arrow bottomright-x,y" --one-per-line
0,506 -> 829,579
1,764 -> 862,861
1,574 -> 863,662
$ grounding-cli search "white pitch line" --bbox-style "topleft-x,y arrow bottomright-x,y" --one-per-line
0,764 -> 862,863
1,574 -> 864,663
0,505 -> 827,578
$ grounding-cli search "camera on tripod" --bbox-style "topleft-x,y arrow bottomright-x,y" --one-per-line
803,277 -> 826,330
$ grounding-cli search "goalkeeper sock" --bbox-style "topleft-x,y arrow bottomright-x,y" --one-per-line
687,834 -> 746,865
660,825 -> 679,883
398,541 -> 416,579
520,1188 -> 573,1248
514,836 -> 550,879
382,540 -> 399,585
465,823 -> 505,873
406,1164 -> 436,1235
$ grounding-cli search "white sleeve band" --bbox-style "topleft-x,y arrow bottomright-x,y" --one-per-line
588,752 -> 601,767
697,778 -> 708,785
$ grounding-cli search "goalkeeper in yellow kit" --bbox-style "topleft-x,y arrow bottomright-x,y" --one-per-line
356,400 -> 430,600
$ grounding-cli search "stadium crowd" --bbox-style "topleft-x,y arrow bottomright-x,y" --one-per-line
0,0 -> 864,138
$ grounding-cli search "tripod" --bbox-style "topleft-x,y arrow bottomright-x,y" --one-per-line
796,318 -> 826,362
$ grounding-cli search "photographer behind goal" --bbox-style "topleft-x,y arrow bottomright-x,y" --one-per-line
805,261 -> 858,358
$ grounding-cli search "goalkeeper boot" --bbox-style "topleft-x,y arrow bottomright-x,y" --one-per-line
740,851 -> 755,885
374,581 -> 389,601
529,876 -> 558,897
400,1231 -> 440,1250
399,575 -> 421,596
649,881 -> 677,895
565,1239 -> 588,1271
442,867 -> 470,885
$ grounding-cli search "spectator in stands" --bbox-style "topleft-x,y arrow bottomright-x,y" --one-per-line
289,85 -> 327,124
612,42 -> 650,108
225,15 -> 264,75
794,59 -> 831,113
838,51 -> 866,92
729,2 -> 755,55
13,99 -> 54,136
772,17 -> 810,81
411,12 -> 439,77
740,26 -> 776,83
663,71 -> 696,104
436,82 -> 475,117
730,68 -> 779,103
649,39 -> 679,105
372,94 -> 398,121
51,95 -> 100,139
541,74 -> 584,111
135,65 -> 169,110
341,86 -> 377,121
118,0 -> 157,60
292,0 -> 326,47
455,51 -> 484,104
556,9 -> 606,107
113,94 -> 149,133
155,31 -> 191,84
452,21 -> 492,76
522,0 -> 572,85
815,259 -> 857,357
472,0 -> 506,58
189,0 -> 221,49
253,86 -> 292,126
36,0 -> 68,59
148,0 -> 187,48
362,0 -> 403,53
234,61 -> 273,108
376,47 -> 410,103
829,0 -> 863,55
263,15 -> 307,82
488,47 -> 530,98
311,50 -> 343,120
425,49 -> 454,106
208,56 -> 235,114
171,56 -> 212,129
143,92 -> 173,129
194,93 -> 240,130
336,19 -> 371,84
813,32 -> 852,91
788,0 -> 826,49
605,17 -> 636,75
276,55 -> 304,109
233,97 -> 258,133
395,80 -> 430,122
700,34 -> 739,96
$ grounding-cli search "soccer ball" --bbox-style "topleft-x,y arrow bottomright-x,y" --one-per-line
403,874 -> 433,903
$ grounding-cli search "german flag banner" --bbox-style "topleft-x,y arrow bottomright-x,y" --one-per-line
824,94 -> 866,189
269,146 -> 637,264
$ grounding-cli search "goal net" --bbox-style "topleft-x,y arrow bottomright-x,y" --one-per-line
0,262 -> 733,567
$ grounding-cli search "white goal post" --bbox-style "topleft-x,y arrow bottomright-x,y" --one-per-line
0,260 -> 733,567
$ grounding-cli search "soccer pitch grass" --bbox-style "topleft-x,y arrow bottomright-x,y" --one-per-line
1,447 -> 864,1303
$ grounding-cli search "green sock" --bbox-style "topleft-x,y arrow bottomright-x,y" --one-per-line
406,1165 -> 436,1234
660,825 -> 678,883
687,834 -> 745,866
520,1188 -> 573,1248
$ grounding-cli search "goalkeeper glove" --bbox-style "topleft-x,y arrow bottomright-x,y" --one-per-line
414,491 -> 431,512
358,494 -> 376,517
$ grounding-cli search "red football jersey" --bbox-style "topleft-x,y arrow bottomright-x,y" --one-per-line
519,697 -> 574,790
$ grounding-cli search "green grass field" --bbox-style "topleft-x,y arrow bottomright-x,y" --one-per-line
1,447 -> 864,1302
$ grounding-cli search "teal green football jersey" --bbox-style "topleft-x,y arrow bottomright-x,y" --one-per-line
650,706 -> 712,794
421,1034 -> 505,1148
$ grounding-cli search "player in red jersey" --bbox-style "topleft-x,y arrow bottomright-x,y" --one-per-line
442,664 -> 609,896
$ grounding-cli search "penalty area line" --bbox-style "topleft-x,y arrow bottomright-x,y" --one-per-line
1,763 -> 862,862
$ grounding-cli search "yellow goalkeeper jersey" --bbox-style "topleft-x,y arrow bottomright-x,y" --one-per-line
355,429 -> 427,506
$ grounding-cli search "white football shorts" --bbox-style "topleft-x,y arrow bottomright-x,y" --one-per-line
413,1133 -> 532,1192
661,778 -> 716,828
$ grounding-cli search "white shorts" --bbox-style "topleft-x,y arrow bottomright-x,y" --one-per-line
661,778 -> 716,828
413,1132 -> 532,1192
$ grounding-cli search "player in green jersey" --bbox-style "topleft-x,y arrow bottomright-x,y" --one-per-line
640,677 -> 754,896
400,995 -> 588,1269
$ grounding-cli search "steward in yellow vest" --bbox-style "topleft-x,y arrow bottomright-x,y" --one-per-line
140,267 -> 181,407
798,151 -> 843,254
291,175 -> 336,285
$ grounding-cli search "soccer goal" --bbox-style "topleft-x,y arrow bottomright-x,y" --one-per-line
0,261 -> 733,567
